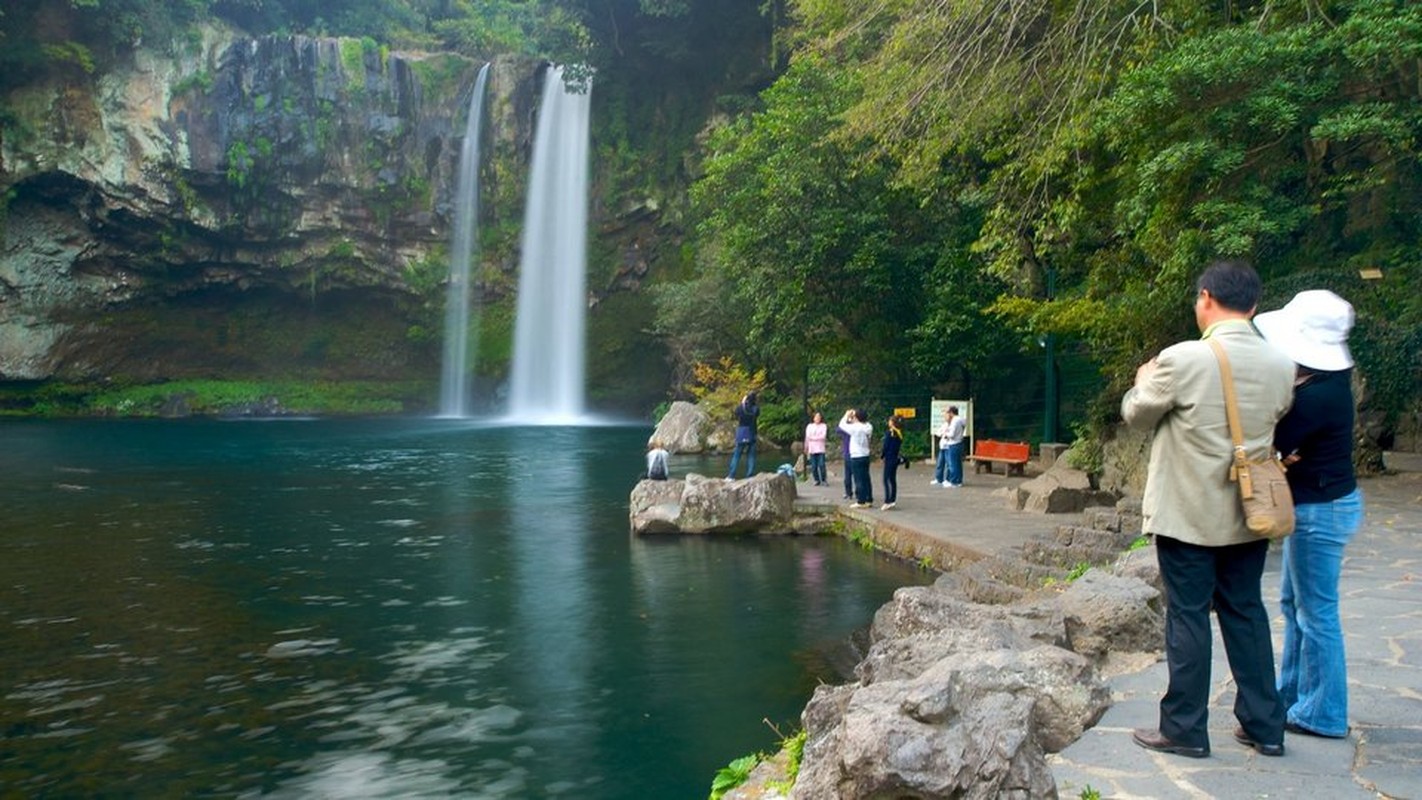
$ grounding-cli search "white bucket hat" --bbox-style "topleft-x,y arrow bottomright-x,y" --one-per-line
1253,289 -> 1355,371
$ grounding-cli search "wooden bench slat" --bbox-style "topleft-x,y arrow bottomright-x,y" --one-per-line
967,439 -> 1031,476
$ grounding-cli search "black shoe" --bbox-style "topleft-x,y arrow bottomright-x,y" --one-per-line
1233,726 -> 1285,757
1284,720 -> 1348,739
1132,728 -> 1209,758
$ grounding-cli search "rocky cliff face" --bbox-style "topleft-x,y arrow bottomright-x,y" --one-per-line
0,26 -> 539,385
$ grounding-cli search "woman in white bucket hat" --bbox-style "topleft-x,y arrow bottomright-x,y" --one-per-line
1254,289 -> 1362,739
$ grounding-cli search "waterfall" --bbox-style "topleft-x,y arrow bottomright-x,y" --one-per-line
506,66 -> 591,425
437,63 -> 490,418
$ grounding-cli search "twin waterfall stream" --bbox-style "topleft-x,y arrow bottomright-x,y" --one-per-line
438,64 -> 591,423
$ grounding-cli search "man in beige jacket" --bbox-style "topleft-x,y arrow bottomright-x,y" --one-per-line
1122,260 -> 1295,758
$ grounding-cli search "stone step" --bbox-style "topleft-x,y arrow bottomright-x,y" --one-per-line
1052,524 -> 1140,551
1020,539 -> 1123,570
952,564 -> 1029,605
975,555 -> 1066,590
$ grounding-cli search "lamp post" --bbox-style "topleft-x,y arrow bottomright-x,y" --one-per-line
1043,267 -> 1059,444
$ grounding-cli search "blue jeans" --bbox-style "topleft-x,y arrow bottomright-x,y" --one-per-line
842,455 -> 854,498
726,439 -> 756,479
934,447 -> 950,483
808,453 -> 826,484
882,459 -> 899,504
1278,488 -> 1363,737
850,456 -> 872,504
946,442 -> 964,485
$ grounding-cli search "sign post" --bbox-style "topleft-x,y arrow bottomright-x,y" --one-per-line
928,398 -> 973,456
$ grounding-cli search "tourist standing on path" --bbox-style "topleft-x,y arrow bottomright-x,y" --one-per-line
725,391 -> 760,481
881,415 -> 905,510
804,411 -> 829,486
1255,290 -> 1364,739
1121,259 -> 1296,759
933,406 -> 966,487
839,409 -> 874,508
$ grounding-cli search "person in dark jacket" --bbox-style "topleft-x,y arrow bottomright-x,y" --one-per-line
880,415 -> 905,510
1255,289 -> 1363,739
725,391 -> 760,480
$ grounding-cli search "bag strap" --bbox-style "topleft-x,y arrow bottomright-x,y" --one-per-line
1206,338 -> 1256,500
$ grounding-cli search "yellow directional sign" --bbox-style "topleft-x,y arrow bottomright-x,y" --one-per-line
894,407 -> 916,418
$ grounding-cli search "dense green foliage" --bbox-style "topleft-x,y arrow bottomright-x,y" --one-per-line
0,0 -> 757,92
680,54 -> 1019,401
671,0 -> 1419,441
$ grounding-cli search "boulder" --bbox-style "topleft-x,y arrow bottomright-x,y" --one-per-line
649,401 -> 710,453
1112,543 -> 1162,595
1053,569 -> 1164,664
1013,462 -> 1119,514
795,644 -> 1105,799
627,478 -> 686,534
792,571 -> 1116,799
629,472 -> 797,535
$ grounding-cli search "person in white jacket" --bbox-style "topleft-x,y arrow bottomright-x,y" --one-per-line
838,408 -> 874,508
933,406 -> 966,487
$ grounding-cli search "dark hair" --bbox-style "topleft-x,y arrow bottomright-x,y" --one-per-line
745,391 -> 757,405
856,409 -> 868,422
948,405 -> 958,414
1195,259 -> 1262,313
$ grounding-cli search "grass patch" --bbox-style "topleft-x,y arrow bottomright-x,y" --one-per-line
1,379 -> 432,417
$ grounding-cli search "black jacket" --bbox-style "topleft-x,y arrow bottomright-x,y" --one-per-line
1273,369 -> 1357,504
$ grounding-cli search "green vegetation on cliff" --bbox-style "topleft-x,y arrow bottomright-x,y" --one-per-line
0,379 -> 427,417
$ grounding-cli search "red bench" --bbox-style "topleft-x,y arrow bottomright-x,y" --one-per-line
968,439 -> 1031,476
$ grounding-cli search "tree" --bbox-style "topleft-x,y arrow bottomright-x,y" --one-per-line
684,53 -> 1010,393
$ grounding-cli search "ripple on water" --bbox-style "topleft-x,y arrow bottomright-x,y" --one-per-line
263,639 -> 341,659
119,737 -> 173,763
261,751 -> 512,799
385,636 -> 501,682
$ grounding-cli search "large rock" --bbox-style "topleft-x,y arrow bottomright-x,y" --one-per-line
856,588 -> 1070,684
780,505 -> 1180,797
792,571 -> 1117,799
629,472 -> 797,534
648,401 -> 710,453
1053,569 -> 1164,664
795,644 -> 1104,799
1010,462 -> 1119,514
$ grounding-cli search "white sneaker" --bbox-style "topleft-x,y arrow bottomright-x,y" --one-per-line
930,480 -> 941,486
724,476 -> 733,482
947,483 -> 960,488
880,502 -> 895,510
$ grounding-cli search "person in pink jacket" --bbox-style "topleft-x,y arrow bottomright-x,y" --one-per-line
804,411 -> 828,486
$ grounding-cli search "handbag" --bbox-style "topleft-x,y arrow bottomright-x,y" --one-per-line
1208,338 -> 1295,539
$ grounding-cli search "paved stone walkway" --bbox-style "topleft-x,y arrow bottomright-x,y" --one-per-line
795,457 -> 1422,800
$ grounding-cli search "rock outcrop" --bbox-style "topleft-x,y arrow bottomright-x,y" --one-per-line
629,472 -> 797,534
0,28 -> 539,383
1005,460 -> 1120,514
788,503 -> 1162,799
648,400 -> 709,453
